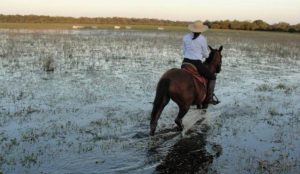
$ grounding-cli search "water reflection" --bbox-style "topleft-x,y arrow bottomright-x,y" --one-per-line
145,119 -> 222,174
156,133 -> 213,174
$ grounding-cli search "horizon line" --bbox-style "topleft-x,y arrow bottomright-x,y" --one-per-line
1,13 -> 299,25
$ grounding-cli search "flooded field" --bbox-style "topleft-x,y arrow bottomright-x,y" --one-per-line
0,29 -> 300,174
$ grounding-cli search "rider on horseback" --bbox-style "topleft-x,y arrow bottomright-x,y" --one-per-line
182,21 -> 219,108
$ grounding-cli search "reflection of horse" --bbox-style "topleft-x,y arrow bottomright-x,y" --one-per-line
150,46 -> 223,136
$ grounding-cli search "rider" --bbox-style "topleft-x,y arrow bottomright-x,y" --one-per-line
182,20 -> 219,108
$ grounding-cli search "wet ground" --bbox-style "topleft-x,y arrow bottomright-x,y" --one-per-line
0,29 -> 300,173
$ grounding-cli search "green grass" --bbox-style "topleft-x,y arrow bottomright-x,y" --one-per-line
256,84 -> 273,92
21,153 -> 38,167
0,22 -> 187,31
2,22 -> 300,37
0,22 -> 75,29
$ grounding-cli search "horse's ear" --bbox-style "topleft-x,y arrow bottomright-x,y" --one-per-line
219,45 -> 223,52
208,45 -> 213,51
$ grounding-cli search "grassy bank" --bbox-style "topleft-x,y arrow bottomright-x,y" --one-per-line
0,22 -> 186,31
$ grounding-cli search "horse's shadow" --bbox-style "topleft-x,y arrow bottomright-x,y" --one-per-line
147,117 -> 222,173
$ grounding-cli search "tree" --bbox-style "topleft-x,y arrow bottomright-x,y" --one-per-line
293,23 -> 300,32
230,20 -> 242,30
240,21 -> 256,30
253,20 -> 269,30
271,22 -> 290,31
211,23 -> 221,29
219,20 -> 230,29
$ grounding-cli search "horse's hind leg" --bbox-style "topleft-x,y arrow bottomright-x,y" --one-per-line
150,96 -> 170,136
175,105 -> 190,131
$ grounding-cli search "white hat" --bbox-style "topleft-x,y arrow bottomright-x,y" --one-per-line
188,20 -> 208,32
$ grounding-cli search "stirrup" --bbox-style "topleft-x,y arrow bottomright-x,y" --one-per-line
211,94 -> 220,105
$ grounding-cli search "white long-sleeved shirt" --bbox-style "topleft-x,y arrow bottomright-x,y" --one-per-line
183,33 -> 209,62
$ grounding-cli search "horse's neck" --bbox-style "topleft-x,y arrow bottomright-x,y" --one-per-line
204,63 -> 215,74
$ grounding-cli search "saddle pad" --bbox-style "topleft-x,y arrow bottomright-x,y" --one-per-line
181,63 -> 208,103
181,63 -> 208,87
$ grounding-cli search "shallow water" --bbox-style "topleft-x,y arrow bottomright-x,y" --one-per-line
0,29 -> 300,173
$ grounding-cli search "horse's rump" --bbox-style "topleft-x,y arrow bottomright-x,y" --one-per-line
160,67 -> 207,106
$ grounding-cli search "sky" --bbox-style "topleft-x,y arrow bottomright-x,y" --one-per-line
0,0 -> 299,24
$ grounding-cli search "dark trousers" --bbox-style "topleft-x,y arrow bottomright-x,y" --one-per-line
183,58 -> 216,80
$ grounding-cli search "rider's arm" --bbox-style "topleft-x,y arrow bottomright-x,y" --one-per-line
201,37 -> 209,59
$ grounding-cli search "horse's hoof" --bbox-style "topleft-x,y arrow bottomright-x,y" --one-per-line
202,103 -> 208,109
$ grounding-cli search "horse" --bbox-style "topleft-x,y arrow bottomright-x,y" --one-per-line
150,45 -> 223,136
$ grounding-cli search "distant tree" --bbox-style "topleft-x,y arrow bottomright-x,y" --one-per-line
253,20 -> 269,30
271,22 -> 290,31
293,23 -> 300,32
288,28 -> 296,33
229,20 -> 242,30
219,20 -> 230,29
203,20 -> 212,28
211,23 -> 221,29
240,21 -> 256,30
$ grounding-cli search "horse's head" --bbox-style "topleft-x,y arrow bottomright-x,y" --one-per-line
206,45 -> 223,74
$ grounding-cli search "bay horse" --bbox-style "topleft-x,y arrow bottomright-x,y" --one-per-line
150,45 -> 223,136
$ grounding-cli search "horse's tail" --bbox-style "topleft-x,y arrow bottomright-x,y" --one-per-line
153,78 -> 170,111
150,78 -> 171,135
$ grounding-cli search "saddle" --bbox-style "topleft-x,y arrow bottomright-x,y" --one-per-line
181,63 -> 208,103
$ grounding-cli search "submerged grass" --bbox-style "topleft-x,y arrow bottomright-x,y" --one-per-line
0,29 -> 299,173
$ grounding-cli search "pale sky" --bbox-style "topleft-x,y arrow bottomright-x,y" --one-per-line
0,0 -> 299,24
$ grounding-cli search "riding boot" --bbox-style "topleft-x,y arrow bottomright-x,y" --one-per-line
202,80 -> 220,109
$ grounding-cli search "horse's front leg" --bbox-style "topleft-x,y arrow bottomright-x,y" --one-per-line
175,106 -> 189,131
197,104 -> 202,109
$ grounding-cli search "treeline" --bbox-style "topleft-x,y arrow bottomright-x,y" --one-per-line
0,14 -> 299,32
204,20 -> 300,33
0,14 -> 187,26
